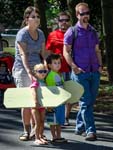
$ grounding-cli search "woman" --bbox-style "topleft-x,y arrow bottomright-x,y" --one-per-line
12,6 -> 46,141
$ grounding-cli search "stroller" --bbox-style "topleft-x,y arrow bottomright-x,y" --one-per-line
0,52 -> 15,108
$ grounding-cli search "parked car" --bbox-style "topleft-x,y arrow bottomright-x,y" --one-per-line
1,29 -> 19,47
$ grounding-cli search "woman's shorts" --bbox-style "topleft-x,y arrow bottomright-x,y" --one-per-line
12,68 -> 32,87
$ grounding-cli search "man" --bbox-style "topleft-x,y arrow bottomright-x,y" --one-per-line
46,11 -> 73,125
63,2 -> 102,141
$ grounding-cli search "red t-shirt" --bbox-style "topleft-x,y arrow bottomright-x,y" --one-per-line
46,29 -> 70,72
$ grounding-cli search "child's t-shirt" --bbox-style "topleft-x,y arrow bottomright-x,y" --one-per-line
46,70 -> 65,125
46,71 -> 64,87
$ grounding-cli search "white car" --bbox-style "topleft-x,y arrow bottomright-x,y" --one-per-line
1,29 -> 19,47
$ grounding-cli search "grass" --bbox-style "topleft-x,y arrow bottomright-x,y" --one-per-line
3,47 -> 15,55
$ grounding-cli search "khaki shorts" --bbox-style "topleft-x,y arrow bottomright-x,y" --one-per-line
12,68 -> 32,87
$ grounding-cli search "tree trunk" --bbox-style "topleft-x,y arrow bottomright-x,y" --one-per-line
67,0 -> 83,25
34,0 -> 48,39
101,0 -> 113,83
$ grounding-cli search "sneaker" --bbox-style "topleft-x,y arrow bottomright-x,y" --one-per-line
19,132 -> 29,141
85,133 -> 97,141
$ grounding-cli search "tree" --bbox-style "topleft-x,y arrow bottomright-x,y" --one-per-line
67,0 -> 80,25
101,0 -> 113,84
0,0 -> 33,28
34,0 -> 48,39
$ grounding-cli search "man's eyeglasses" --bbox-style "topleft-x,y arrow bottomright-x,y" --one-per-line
35,70 -> 48,74
58,19 -> 70,22
29,16 -> 40,19
79,11 -> 90,16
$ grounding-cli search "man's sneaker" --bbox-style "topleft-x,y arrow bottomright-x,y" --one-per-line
85,133 -> 97,141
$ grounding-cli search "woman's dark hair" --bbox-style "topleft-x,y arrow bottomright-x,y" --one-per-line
21,6 -> 40,28
46,53 -> 62,65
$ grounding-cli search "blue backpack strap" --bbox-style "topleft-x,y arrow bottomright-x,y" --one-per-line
70,26 -> 78,58
71,26 -> 78,41
90,26 -> 97,38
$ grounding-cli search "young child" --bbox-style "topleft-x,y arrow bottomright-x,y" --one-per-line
46,53 -> 67,143
30,63 -> 48,145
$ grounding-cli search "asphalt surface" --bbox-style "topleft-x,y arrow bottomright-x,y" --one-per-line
0,108 -> 113,150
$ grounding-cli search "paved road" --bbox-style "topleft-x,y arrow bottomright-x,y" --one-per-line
0,108 -> 113,150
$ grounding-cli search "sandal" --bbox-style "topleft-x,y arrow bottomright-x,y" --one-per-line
30,129 -> 35,140
34,139 -> 45,145
40,138 -> 48,144
19,132 -> 29,141
51,138 -> 67,143
42,135 -> 47,140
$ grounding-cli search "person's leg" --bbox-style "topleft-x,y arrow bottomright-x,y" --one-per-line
71,71 -> 85,133
21,108 -> 31,133
84,72 -> 100,141
39,109 -> 48,144
56,125 -> 61,139
90,72 -> 100,104
50,125 -> 57,140
65,103 -> 74,125
13,69 -> 32,140
56,104 -> 65,124
30,115 -> 35,139
76,72 -> 100,140
83,72 -> 100,134
62,72 -> 72,125
55,125 -> 67,142
31,108 -> 45,145
71,71 -> 100,140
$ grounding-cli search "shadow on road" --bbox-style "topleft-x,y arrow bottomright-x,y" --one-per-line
0,108 -> 113,150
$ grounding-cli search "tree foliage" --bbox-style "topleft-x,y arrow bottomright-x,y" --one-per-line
101,0 -> 113,83
0,0 -> 33,28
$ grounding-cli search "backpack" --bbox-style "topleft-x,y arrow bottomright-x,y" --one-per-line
0,60 -> 14,84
